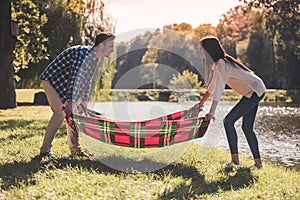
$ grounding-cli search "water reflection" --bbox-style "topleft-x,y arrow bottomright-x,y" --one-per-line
256,104 -> 300,170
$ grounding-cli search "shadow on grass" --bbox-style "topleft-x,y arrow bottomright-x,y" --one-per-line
0,118 -> 67,141
0,156 -> 118,190
0,154 -> 257,199
156,165 -> 257,199
0,155 -> 170,190
0,119 -> 43,143
0,119 -> 38,130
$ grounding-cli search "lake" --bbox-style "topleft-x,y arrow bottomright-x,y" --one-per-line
88,101 -> 300,170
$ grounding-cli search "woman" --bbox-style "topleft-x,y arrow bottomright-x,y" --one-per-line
199,36 -> 266,169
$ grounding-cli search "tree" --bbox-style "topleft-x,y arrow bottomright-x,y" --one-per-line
141,28 -> 201,86
242,0 -> 300,88
112,31 -> 156,88
163,23 -> 193,36
219,5 -> 251,42
11,0 -> 48,78
82,0 -> 114,45
14,0 -> 82,89
0,0 -> 17,109
216,4 -> 252,58
193,23 -> 216,41
15,0 -> 114,89
169,70 -> 201,89
35,0 -> 82,60
244,11 -> 274,87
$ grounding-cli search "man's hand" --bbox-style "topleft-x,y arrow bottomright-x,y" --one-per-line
78,102 -> 87,111
63,101 -> 87,116
64,101 -> 75,117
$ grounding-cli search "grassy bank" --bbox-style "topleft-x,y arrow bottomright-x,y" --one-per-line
16,89 -> 300,104
0,106 -> 299,199
16,89 -> 44,104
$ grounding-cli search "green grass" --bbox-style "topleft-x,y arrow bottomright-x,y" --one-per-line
0,106 -> 299,199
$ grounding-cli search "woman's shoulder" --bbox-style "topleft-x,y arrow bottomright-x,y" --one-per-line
216,59 -> 232,71
217,58 -> 245,71
216,58 -> 230,67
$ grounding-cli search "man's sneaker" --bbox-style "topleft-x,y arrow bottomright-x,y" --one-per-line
69,150 -> 91,159
38,151 -> 58,160
222,162 -> 240,169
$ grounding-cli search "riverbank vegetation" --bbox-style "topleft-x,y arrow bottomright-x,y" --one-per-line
13,0 -> 299,91
16,89 -> 300,104
3,0 -> 298,110
0,105 -> 299,199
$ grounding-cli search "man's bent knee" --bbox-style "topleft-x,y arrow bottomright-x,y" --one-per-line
53,110 -> 66,122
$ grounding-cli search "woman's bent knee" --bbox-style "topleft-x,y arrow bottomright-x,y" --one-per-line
242,124 -> 253,134
223,116 -> 234,127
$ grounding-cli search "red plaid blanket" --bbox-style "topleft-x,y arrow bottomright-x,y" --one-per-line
72,103 -> 210,148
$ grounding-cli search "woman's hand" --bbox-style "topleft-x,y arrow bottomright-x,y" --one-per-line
205,113 -> 216,121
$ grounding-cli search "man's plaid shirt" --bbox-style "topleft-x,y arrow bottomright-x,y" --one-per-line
40,45 -> 98,102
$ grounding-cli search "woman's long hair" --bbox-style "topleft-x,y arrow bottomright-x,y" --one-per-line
200,36 -> 253,73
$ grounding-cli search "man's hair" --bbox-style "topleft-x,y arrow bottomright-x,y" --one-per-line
94,32 -> 115,47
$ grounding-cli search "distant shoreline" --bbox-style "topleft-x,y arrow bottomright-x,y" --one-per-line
16,89 -> 300,104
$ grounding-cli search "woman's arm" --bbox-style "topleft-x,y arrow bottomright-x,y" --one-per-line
199,90 -> 210,106
206,100 -> 218,120
198,91 -> 217,121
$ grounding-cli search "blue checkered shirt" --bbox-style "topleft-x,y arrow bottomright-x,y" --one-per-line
40,45 -> 98,102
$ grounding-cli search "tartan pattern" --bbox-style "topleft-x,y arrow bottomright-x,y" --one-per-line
73,103 -> 210,148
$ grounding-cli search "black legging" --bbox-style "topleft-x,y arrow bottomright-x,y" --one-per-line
223,92 -> 265,159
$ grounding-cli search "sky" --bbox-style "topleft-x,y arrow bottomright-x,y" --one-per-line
106,0 -> 242,34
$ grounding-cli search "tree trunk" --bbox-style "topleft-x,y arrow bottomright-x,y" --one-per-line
0,0 -> 17,109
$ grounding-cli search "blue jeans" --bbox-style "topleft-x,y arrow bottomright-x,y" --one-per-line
223,92 -> 265,159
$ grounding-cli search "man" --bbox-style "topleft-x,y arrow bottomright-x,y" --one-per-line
39,32 -> 115,159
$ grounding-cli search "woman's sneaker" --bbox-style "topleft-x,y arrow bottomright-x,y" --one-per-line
223,162 -> 240,169
250,164 -> 263,170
